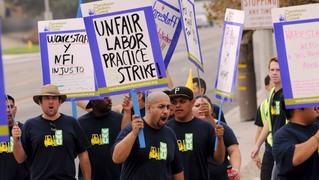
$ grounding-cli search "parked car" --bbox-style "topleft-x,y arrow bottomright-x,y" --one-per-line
194,0 -> 213,28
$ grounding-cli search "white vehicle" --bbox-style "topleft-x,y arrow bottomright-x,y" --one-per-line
194,0 -> 213,27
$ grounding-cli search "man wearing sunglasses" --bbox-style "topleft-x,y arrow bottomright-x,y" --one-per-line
11,84 -> 91,180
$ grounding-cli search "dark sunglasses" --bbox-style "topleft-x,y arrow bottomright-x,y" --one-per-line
49,121 -> 56,132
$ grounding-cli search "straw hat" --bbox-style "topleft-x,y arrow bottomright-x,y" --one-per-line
33,84 -> 67,104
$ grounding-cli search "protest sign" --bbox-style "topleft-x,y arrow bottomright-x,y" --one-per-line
153,0 -> 182,68
38,18 -> 98,100
214,9 -> 245,102
178,0 -> 204,72
0,20 -> 9,142
272,4 -> 319,109
81,0 -> 167,97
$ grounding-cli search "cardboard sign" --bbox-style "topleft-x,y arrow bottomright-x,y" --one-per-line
0,20 -> 9,142
153,0 -> 182,68
38,18 -> 98,100
179,0 -> 204,72
214,9 -> 245,102
272,4 -> 319,109
242,0 -> 278,29
81,0 -> 167,97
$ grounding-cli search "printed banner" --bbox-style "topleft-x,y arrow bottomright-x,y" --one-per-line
214,9 -> 245,102
38,18 -> 98,100
81,0 -> 167,97
272,4 -> 319,109
179,0 -> 204,72
0,19 -> 9,142
153,0 -> 182,69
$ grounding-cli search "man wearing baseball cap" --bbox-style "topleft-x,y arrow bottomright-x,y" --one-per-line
166,86 -> 225,180
12,84 -> 92,179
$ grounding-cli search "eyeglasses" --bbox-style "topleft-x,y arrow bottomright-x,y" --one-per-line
49,121 -> 56,131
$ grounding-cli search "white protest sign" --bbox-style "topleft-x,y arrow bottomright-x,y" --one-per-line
242,0 -> 278,29
81,0 -> 167,97
272,3 -> 319,109
38,18 -> 98,100
153,0 -> 182,68
179,0 -> 204,72
214,9 -> 245,102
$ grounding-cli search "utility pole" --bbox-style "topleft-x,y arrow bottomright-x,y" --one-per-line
237,30 -> 257,121
44,0 -> 52,20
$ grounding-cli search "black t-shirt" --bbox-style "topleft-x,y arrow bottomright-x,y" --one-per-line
112,120 -> 183,180
270,89 -> 286,136
0,123 -> 29,180
78,111 -> 123,180
208,121 -> 238,180
21,114 -> 90,180
273,122 -> 319,179
166,117 -> 216,180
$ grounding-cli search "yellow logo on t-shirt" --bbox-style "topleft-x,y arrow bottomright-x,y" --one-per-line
149,142 -> 167,160
0,137 -> 13,153
177,133 -> 193,152
91,128 -> 109,145
44,130 -> 63,147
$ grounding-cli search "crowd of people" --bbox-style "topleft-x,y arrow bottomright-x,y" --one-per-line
1,58 -> 319,180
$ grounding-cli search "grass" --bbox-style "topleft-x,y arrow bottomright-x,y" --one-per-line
2,45 -> 40,55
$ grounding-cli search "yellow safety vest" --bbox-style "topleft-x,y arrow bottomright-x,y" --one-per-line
266,87 -> 288,147
260,98 -> 273,146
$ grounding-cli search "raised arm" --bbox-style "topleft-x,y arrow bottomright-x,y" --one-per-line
214,124 -> 225,164
11,124 -> 27,163
121,94 -> 133,128
293,130 -> 319,166
112,115 -> 144,164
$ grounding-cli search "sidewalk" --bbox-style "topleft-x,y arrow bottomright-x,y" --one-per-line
225,91 -> 265,180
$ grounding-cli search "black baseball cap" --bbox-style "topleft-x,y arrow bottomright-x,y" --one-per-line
169,86 -> 194,100
86,100 -> 94,109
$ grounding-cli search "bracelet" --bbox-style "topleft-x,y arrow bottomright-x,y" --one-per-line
313,135 -> 319,143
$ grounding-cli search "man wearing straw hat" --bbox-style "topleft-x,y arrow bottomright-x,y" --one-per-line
11,84 -> 92,180
0,95 -> 29,179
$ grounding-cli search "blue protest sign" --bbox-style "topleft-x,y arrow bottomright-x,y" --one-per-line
0,19 -> 9,142
272,4 -> 319,109
214,9 -> 244,102
81,0 -> 168,97
153,0 -> 182,69
38,18 -> 99,100
178,0 -> 204,72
